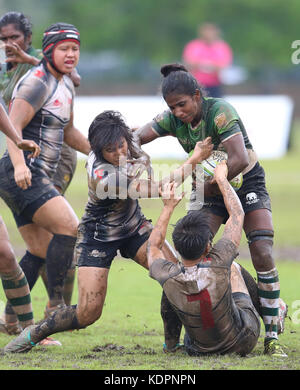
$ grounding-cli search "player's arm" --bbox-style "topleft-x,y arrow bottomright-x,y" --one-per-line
0,103 -> 39,154
214,161 -> 244,247
133,121 -> 161,146
129,122 -> 162,180
147,182 -> 184,268
63,112 -> 90,155
5,42 -> 40,66
222,132 -> 249,181
159,137 -> 213,187
6,98 -> 38,189
68,68 -> 81,87
128,137 -> 213,198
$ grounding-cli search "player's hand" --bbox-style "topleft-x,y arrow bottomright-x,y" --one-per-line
190,137 -> 213,163
16,140 -> 41,159
5,42 -> 32,64
14,163 -> 32,190
211,160 -> 228,184
159,181 -> 184,209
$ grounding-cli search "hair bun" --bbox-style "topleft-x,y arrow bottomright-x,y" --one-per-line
160,63 -> 188,77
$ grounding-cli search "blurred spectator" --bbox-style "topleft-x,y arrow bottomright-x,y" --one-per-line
182,23 -> 233,97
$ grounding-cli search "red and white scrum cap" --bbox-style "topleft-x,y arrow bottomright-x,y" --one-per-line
42,22 -> 80,73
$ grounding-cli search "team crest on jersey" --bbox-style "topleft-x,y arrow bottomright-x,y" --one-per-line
34,69 -> 45,78
214,112 -> 227,129
95,168 -> 105,179
53,99 -> 62,107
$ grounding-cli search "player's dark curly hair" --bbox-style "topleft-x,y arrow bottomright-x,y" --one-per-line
160,63 -> 206,99
0,12 -> 32,39
88,110 -> 134,161
172,210 -> 211,260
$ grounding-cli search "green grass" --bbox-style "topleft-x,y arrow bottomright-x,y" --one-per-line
0,122 -> 300,371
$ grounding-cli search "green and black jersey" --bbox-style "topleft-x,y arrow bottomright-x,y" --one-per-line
0,47 -> 42,107
152,97 -> 253,154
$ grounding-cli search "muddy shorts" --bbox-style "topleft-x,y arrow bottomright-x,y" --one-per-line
190,162 -> 271,221
52,143 -> 77,195
184,292 -> 260,356
0,155 -> 60,227
75,220 -> 152,268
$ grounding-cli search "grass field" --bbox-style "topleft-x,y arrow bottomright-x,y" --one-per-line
0,122 -> 300,372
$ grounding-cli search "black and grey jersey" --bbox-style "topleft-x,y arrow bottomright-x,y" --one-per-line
9,62 -> 74,177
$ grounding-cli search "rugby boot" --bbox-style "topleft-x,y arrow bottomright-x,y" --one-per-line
163,343 -> 185,353
3,325 -> 37,353
264,339 -> 288,357
0,318 -> 22,335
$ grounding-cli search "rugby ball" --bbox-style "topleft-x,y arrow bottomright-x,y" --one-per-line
199,150 -> 243,191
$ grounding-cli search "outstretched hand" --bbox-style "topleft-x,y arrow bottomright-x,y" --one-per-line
17,140 -> 41,159
211,160 -> 228,184
159,181 -> 184,209
190,137 -> 213,164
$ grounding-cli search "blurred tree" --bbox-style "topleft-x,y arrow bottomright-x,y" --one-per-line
1,0 -> 299,73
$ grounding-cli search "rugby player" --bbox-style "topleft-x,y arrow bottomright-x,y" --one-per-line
147,162 -> 261,356
0,22 -> 90,332
133,63 -> 287,357
0,13 -> 80,333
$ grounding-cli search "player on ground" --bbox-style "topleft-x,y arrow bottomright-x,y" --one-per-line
1,110 -> 213,353
0,23 -> 90,332
133,63 -> 287,357
147,163 -> 261,356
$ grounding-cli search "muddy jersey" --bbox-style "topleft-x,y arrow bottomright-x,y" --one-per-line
152,97 -> 257,174
149,238 -> 244,355
80,151 -> 147,242
8,62 -> 74,177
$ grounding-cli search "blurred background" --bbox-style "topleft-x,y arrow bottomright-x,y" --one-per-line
0,0 -> 298,100
1,0 -> 298,158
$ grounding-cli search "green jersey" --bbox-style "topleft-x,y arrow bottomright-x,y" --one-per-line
0,47 -> 42,107
152,97 -> 253,154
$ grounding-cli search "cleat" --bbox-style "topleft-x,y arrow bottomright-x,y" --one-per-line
0,318 -> 22,335
163,343 -> 185,353
3,325 -> 37,353
277,298 -> 288,335
38,337 -> 62,347
264,339 -> 288,357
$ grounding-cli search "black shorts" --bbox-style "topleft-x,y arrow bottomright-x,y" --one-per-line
52,143 -> 77,195
75,220 -> 152,269
190,162 -> 271,221
0,156 -> 60,227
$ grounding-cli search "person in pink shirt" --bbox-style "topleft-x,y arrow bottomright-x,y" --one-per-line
182,23 -> 232,97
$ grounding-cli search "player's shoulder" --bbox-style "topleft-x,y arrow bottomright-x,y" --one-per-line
204,97 -> 239,125
27,63 -> 49,83
63,74 -> 75,95
210,237 -> 238,265
86,152 -> 111,180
